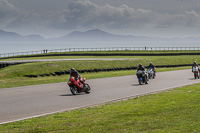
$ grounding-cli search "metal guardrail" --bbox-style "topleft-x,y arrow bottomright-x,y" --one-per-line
1,47 -> 200,58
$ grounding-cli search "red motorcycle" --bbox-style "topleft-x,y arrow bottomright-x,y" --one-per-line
68,77 -> 91,95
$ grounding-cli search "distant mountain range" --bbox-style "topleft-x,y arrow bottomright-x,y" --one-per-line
1,29 -> 200,43
0,29 -> 44,42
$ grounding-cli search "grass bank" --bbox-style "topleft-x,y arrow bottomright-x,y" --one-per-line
0,54 -> 197,88
0,55 -> 198,77
0,82 -> 199,132
0,55 -> 197,88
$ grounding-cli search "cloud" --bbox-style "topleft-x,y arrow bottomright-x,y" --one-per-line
0,0 -> 15,11
0,0 -> 52,30
1,0 -> 200,36
0,0 -> 18,26
51,0 -> 155,29
154,10 -> 200,28
184,10 -> 200,27
50,0 -> 200,30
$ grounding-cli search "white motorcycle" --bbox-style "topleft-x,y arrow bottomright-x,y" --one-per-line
148,68 -> 156,79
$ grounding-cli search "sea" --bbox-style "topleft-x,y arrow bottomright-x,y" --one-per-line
1,42 -> 200,54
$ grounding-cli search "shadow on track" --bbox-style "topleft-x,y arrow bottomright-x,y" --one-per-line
59,94 -> 74,96
132,84 -> 140,86
188,78 -> 199,80
59,93 -> 86,96
131,83 -> 149,86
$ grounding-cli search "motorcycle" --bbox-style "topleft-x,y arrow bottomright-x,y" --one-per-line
68,77 -> 91,95
137,70 -> 148,85
193,66 -> 199,79
148,68 -> 156,79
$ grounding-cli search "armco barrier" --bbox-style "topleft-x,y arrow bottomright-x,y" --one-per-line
24,64 -> 192,78
1,46 -> 200,58
2,52 -> 200,60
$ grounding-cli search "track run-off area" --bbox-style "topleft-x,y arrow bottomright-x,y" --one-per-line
0,69 -> 199,124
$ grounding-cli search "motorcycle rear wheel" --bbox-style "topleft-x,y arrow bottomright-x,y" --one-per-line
194,73 -> 197,79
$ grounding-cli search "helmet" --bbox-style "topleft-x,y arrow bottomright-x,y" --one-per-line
70,68 -> 75,72
139,64 -> 142,67
150,62 -> 152,65
194,61 -> 197,65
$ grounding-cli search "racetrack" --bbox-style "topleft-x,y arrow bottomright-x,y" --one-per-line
0,69 -> 199,124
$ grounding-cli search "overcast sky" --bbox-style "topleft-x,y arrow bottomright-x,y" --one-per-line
1,0 -> 200,38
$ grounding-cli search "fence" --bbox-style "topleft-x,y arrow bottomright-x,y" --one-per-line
1,47 -> 200,58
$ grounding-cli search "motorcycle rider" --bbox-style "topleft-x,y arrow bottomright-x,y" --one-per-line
69,68 -> 85,88
192,61 -> 200,72
70,68 -> 80,79
148,62 -> 156,76
137,63 -> 145,72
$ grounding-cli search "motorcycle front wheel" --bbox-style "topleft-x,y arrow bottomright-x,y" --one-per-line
153,74 -> 155,79
145,75 -> 148,84
148,73 -> 151,79
138,78 -> 142,85
70,86 -> 79,95
84,83 -> 91,94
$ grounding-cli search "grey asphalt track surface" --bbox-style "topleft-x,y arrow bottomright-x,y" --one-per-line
0,69 -> 199,124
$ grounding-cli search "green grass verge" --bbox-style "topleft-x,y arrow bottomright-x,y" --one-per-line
0,81 -> 200,132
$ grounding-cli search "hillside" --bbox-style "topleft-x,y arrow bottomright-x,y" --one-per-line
1,29 -> 200,43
